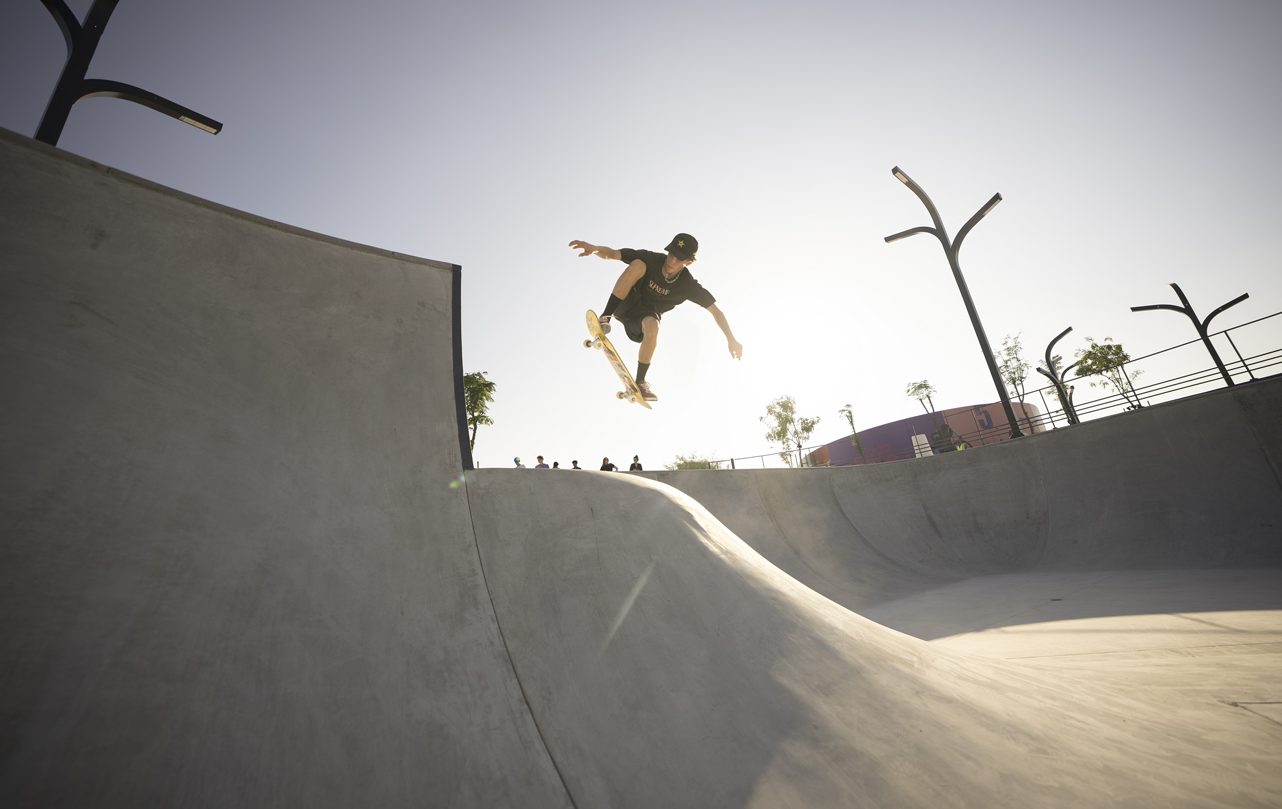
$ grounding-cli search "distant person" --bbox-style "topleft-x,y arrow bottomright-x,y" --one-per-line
535,455 -> 550,469
600,457 -> 617,472
569,233 -> 742,402
552,461 -> 561,469
513,456 -> 526,468
571,460 -> 582,469
629,455 -> 643,471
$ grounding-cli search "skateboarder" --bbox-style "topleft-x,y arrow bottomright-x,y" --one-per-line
570,233 -> 742,402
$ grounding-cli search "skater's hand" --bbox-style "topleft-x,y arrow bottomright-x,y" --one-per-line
727,338 -> 743,360
569,240 -> 598,257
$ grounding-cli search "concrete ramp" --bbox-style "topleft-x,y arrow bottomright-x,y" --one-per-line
648,381 -> 1282,659
0,130 -> 568,807
466,469 -> 1280,807
3,128 -> 1280,807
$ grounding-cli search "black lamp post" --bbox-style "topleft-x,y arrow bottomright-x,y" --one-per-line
884,167 -> 1024,439
1035,326 -> 1081,425
35,0 -> 222,146
1130,283 -> 1249,387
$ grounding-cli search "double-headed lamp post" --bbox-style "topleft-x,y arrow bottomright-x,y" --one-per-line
35,0 -> 222,146
884,167 -> 1024,439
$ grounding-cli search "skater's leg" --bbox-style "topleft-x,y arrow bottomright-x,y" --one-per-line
639,316 -> 659,363
603,262 -> 645,315
636,316 -> 660,381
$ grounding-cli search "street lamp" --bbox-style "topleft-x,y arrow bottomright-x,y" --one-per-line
1035,326 -> 1081,425
35,0 -> 222,146
884,167 -> 1024,439
1130,283 -> 1249,387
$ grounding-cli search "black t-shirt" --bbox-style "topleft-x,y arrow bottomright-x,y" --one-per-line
617,248 -> 716,316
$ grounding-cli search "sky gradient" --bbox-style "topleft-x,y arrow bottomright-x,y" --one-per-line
3,0 -> 1280,469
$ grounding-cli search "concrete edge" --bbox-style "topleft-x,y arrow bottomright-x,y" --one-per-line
0,126 -> 457,273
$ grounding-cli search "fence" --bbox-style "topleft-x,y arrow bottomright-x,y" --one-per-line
679,311 -> 1282,470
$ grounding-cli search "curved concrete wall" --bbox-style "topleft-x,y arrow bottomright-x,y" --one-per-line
650,377 -> 1282,611
0,130 -> 568,807
464,469 -> 1282,808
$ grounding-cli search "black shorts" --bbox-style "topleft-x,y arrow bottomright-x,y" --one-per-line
615,302 -> 662,344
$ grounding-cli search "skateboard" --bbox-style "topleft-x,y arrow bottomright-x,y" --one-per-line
584,309 -> 652,409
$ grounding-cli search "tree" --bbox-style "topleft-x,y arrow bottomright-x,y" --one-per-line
665,453 -> 722,470
998,333 -> 1036,434
761,396 -> 821,467
1074,337 -> 1143,410
837,403 -> 865,463
463,370 -> 497,452
905,380 -> 936,413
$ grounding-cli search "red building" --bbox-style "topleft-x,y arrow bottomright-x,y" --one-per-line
807,401 -> 1046,466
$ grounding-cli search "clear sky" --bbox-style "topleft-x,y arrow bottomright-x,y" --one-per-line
4,0 -> 1280,470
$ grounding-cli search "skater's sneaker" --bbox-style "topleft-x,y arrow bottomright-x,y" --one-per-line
597,314 -> 612,334
637,380 -> 658,401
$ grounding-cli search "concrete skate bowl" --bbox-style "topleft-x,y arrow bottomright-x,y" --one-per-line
648,383 -> 1282,658
3,128 -> 1281,807
464,463 -> 1282,808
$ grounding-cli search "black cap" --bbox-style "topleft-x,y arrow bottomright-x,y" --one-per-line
665,233 -> 698,260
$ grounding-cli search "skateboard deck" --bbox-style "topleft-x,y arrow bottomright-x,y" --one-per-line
584,309 -> 652,409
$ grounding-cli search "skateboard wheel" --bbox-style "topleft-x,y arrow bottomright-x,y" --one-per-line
583,339 -> 592,348
616,391 -> 626,400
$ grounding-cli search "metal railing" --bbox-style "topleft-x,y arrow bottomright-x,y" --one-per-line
675,311 -> 1281,470
1027,310 -> 1281,431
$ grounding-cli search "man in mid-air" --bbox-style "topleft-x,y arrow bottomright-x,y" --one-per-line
569,233 -> 742,402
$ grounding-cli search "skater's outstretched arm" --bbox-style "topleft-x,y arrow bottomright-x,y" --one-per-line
706,304 -> 743,360
569,240 -> 620,261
